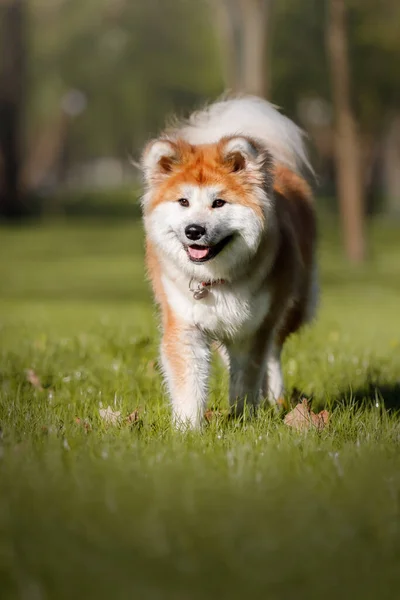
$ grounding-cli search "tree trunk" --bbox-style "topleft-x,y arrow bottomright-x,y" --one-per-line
240,0 -> 272,98
0,0 -> 27,219
327,0 -> 366,263
213,0 -> 241,92
212,0 -> 272,99
23,114 -> 69,191
382,115 -> 400,216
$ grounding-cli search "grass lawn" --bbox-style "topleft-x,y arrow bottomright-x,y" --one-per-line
0,217 -> 400,599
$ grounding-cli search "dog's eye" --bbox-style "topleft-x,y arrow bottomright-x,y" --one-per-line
178,198 -> 189,207
212,199 -> 226,208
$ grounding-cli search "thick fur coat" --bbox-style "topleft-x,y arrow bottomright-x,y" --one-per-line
141,96 -> 317,428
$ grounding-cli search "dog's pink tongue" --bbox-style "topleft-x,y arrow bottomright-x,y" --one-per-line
188,246 -> 210,260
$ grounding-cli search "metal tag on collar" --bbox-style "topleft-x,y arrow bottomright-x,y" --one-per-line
189,279 -> 209,300
193,287 -> 209,300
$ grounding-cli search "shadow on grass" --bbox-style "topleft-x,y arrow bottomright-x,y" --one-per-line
288,376 -> 400,414
304,380 -> 400,414
340,381 -> 400,412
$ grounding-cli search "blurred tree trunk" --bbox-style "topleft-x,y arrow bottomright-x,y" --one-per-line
382,115 -> 400,216
213,0 -> 241,92
212,0 -> 273,98
0,0 -> 27,219
327,0 -> 366,263
240,0 -> 272,98
23,115 -> 69,191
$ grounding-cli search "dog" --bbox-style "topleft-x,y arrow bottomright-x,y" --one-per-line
141,96 -> 317,428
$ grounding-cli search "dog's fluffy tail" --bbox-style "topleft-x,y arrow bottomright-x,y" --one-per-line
175,95 -> 312,177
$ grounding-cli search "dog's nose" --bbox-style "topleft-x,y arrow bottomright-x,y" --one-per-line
185,224 -> 206,241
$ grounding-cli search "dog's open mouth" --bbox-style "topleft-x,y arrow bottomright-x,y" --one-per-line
186,235 -> 234,263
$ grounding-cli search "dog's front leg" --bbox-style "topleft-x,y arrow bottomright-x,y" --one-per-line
161,323 -> 210,429
227,339 -> 268,416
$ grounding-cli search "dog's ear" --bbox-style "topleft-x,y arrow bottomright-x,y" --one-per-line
221,135 -> 272,175
221,136 -> 261,172
221,136 -> 273,191
141,139 -> 178,182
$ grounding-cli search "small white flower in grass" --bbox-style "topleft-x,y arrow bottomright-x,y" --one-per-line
63,439 -> 70,451
99,406 -> 121,425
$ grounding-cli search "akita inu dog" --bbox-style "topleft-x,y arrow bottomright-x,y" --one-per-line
141,96 -> 317,428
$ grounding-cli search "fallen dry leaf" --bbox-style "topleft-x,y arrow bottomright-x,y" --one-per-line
204,409 -> 228,423
26,369 -> 44,391
74,417 -> 92,432
126,410 -> 140,423
99,406 -> 121,425
284,399 -> 329,432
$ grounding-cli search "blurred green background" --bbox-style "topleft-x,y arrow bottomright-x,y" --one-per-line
1,0 -> 400,233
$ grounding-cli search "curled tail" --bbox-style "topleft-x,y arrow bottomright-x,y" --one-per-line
172,95 -> 313,177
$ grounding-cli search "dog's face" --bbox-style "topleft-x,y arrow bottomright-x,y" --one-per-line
141,136 -> 274,281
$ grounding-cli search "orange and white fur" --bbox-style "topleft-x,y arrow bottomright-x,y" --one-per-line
141,96 -> 317,428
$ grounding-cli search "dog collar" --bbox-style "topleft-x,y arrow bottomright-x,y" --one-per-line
189,278 -> 226,300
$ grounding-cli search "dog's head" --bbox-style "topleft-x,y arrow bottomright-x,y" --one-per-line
141,135 -> 275,281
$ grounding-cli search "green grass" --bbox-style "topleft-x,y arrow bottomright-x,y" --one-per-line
0,217 -> 400,599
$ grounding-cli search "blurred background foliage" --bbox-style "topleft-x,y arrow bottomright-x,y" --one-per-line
28,0 -> 222,158
1,0 -> 400,259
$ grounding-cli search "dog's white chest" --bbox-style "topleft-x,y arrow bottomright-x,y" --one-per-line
163,275 -> 270,340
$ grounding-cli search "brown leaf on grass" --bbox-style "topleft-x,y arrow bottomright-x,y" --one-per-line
204,409 -> 228,423
26,369 -> 44,391
99,406 -> 121,425
74,417 -> 92,432
126,409 -> 140,424
284,399 -> 329,432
